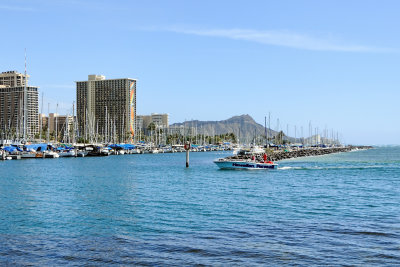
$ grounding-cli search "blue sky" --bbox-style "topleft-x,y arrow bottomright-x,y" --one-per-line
0,0 -> 399,145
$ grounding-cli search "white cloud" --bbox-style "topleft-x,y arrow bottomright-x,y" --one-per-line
167,27 -> 385,52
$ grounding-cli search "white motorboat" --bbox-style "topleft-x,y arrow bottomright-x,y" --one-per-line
1,151 -> 12,160
131,148 -> 141,154
100,147 -> 111,156
58,150 -> 76,157
44,151 -> 59,158
214,158 -> 278,170
84,145 -> 110,156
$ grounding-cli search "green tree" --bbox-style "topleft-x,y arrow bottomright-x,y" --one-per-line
274,131 -> 285,145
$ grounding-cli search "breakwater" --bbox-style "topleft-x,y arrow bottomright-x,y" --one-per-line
228,146 -> 373,162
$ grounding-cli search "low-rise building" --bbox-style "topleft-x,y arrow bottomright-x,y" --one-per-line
40,113 -> 75,138
137,113 -> 169,132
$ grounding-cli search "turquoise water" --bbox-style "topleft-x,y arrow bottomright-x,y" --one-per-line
1,147 -> 400,265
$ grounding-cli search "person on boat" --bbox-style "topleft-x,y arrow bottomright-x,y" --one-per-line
251,155 -> 255,161
263,153 -> 274,164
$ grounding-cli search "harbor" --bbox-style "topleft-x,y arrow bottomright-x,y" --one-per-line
0,139 -> 372,164
2,1 -> 399,265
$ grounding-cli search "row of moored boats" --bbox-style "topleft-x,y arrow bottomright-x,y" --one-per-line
0,143 -> 234,160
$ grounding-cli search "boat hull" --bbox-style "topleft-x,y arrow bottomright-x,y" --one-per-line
214,160 -> 277,170
76,150 -> 88,157
44,152 -> 59,158
58,151 -> 76,157
20,152 -> 39,159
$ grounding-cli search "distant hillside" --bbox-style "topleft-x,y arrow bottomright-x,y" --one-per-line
170,114 -> 338,145
170,114 -> 278,143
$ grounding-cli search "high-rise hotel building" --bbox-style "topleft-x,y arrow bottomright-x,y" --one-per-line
76,75 -> 137,142
0,70 -> 30,87
0,71 -> 39,139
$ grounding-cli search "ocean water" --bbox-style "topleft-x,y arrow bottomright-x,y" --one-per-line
0,147 -> 399,266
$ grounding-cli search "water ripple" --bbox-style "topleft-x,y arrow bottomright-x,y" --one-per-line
0,147 -> 400,265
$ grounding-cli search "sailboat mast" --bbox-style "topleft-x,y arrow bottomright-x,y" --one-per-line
264,116 -> 267,147
47,103 -> 50,143
40,93 -> 43,142
238,128 -> 240,145
268,112 -> 271,147
23,49 -> 28,141
72,102 -> 75,144
287,124 -> 289,144
55,103 -> 58,143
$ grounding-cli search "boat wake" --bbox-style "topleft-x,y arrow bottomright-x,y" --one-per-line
278,165 -> 389,171
278,166 -> 302,170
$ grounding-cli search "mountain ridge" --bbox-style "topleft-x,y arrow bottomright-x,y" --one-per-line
170,114 -> 277,143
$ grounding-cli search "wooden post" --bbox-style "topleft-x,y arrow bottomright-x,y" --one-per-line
185,141 -> 190,168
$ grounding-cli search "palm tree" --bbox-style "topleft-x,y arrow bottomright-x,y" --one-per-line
275,131 -> 285,145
